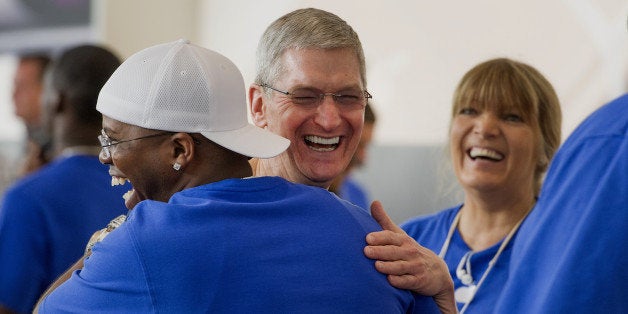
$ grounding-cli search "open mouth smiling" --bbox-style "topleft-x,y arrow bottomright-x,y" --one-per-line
111,175 -> 134,202
468,147 -> 504,161
305,135 -> 340,152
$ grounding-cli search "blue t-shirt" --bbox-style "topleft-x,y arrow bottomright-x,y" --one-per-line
402,205 -> 517,314
40,176 -> 414,313
338,175 -> 370,209
0,155 -> 129,313
494,94 -> 628,313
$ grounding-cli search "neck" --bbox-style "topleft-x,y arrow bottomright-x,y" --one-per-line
174,160 -> 253,197
458,192 -> 535,251
53,121 -> 101,157
251,157 -> 331,189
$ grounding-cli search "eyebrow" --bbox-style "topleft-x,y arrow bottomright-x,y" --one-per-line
294,86 -> 365,93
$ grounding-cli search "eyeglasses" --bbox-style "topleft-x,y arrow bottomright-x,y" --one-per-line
98,129 -> 172,159
261,84 -> 371,111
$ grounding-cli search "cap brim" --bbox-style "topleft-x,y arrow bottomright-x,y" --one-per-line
201,124 -> 290,158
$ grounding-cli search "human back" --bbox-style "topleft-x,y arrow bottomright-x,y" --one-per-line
494,93 -> 628,313
45,176 -> 412,312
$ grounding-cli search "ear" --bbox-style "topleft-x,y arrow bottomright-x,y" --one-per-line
170,133 -> 196,171
51,91 -> 65,115
39,89 -> 62,128
249,84 -> 268,128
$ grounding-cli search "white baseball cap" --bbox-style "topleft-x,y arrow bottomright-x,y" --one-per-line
97,39 -> 289,158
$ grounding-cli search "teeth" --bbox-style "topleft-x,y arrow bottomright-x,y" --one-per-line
122,190 -> 134,202
111,176 -> 128,186
305,135 -> 339,145
469,147 -> 504,161
310,146 -> 335,152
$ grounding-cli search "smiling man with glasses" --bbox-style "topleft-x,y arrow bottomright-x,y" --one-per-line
247,8 -> 456,313
249,9 -> 370,189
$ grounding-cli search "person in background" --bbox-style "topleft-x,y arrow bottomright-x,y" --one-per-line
494,93 -> 627,313
248,8 -> 456,312
11,53 -> 52,177
0,45 -> 129,314
383,58 -> 562,313
330,102 -> 377,209
35,39 -> 414,312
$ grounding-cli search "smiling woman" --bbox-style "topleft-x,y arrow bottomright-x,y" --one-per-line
399,58 -> 562,314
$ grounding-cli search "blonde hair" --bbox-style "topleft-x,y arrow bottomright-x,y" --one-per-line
451,58 -> 562,194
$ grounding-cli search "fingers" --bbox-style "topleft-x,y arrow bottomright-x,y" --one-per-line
374,259 -> 422,276
376,261 -> 429,292
364,237 -> 406,260
370,200 -> 403,233
386,274 -> 420,291
365,229 -> 401,246
376,256 -> 452,297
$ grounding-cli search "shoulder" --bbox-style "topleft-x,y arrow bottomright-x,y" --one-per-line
563,93 -> 627,147
42,224 -> 151,311
1,168 -> 51,212
401,205 -> 460,240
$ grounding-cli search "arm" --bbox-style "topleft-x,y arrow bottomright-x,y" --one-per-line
33,255 -> 86,313
364,201 -> 457,314
33,214 -> 143,312
34,218 -> 120,312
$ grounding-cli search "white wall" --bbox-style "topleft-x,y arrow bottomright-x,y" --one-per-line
198,0 -> 628,145
0,55 -> 21,142
93,0 -> 199,59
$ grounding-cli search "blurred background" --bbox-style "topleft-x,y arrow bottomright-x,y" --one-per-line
1,0 -> 626,223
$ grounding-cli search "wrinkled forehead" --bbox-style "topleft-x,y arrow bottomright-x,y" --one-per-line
277,47 -> 365,87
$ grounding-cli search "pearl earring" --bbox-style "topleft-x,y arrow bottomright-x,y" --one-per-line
173,163 -> 181,171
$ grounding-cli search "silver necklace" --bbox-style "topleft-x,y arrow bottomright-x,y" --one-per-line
438,208 -> 530,313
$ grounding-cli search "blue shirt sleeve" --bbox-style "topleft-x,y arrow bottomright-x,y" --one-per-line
0,183 -> 48,313
39,223 -> 152,312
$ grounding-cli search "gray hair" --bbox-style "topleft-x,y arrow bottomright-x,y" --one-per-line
255,8 -> 366,88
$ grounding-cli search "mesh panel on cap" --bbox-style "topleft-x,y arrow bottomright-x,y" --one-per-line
195,51 -> 248,132
147,48 -> 213,131
97,39 -> 289,158
98,49 -> 164,127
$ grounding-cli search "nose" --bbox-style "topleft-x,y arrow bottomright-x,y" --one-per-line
98,148 -> 112,165
474,113 -> 500,138
313,96 -> 342,130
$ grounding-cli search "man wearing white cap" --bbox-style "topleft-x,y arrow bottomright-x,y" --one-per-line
35,39 -> 414,312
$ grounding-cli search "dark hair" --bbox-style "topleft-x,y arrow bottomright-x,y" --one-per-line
51,45 -> 121,125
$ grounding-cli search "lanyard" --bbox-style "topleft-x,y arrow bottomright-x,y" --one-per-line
438,208 -> 530,313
